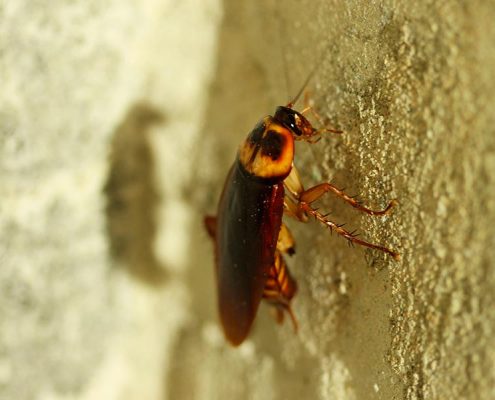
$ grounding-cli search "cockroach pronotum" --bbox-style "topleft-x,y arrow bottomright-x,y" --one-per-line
204,70 -> 399,346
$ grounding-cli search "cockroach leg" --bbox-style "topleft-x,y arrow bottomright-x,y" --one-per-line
284,195 -> 308,222
299,202 -> 400,260
301,91 -> 343,136
300,183 -> 397,216
284,164 -> 305,197
285,165 -> 397,216
278,223 -> 296,255
283,165 -> 400,260
204,215 -> 217,238
277,300 -> 299,332
269,302 -> 299,332
285,303 -> 298,332
301,109 -> 343,136
268,300 -> 299,332
273,307 -> 284,324
316,126 -> 343,135
283,167 -> 308,220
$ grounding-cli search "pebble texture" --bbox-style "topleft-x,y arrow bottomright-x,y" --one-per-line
1,0 -> 495,399
187,1 -> 495,399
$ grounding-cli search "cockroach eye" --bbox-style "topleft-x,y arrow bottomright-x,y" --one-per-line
273,106 -> 302,136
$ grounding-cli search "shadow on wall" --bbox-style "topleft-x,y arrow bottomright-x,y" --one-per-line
103,103 -> 168,285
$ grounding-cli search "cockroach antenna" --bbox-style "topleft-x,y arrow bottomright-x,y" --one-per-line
277,16 -> 292,105
286,43 -> 331,109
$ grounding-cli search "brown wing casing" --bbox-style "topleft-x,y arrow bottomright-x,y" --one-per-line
214,162 -> 285,346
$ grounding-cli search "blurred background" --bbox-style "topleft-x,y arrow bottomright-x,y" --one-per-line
1,1 -> 495,399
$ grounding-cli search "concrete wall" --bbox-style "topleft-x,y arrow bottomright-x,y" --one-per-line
1,1 -> 222,399
1,1 -> 494,399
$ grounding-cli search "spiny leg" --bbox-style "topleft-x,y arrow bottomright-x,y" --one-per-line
284,195 -> 308,222
299,202 -> 400,260
301,183 -> 397,216
283,166 -> 400,260
285,165 -> 397,216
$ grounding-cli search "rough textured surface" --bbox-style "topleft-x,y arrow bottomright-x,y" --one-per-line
185,1 -> 495,399
2,0 -> 495,399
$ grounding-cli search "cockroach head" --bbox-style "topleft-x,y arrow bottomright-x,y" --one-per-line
273,106 -> 315,138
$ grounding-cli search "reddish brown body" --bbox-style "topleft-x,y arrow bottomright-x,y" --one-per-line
205,104 -> 399,346
205,116 -> 296,346
212,164 -> 284,345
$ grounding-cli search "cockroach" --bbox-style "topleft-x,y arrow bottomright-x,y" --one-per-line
204,74 -> 399,347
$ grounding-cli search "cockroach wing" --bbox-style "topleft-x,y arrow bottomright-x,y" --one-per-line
215,163 -> 284,346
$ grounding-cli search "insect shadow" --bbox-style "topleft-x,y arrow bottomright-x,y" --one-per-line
103,103 -> 168,286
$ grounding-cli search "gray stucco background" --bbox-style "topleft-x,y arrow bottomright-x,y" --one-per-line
1,1 -> 494,399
